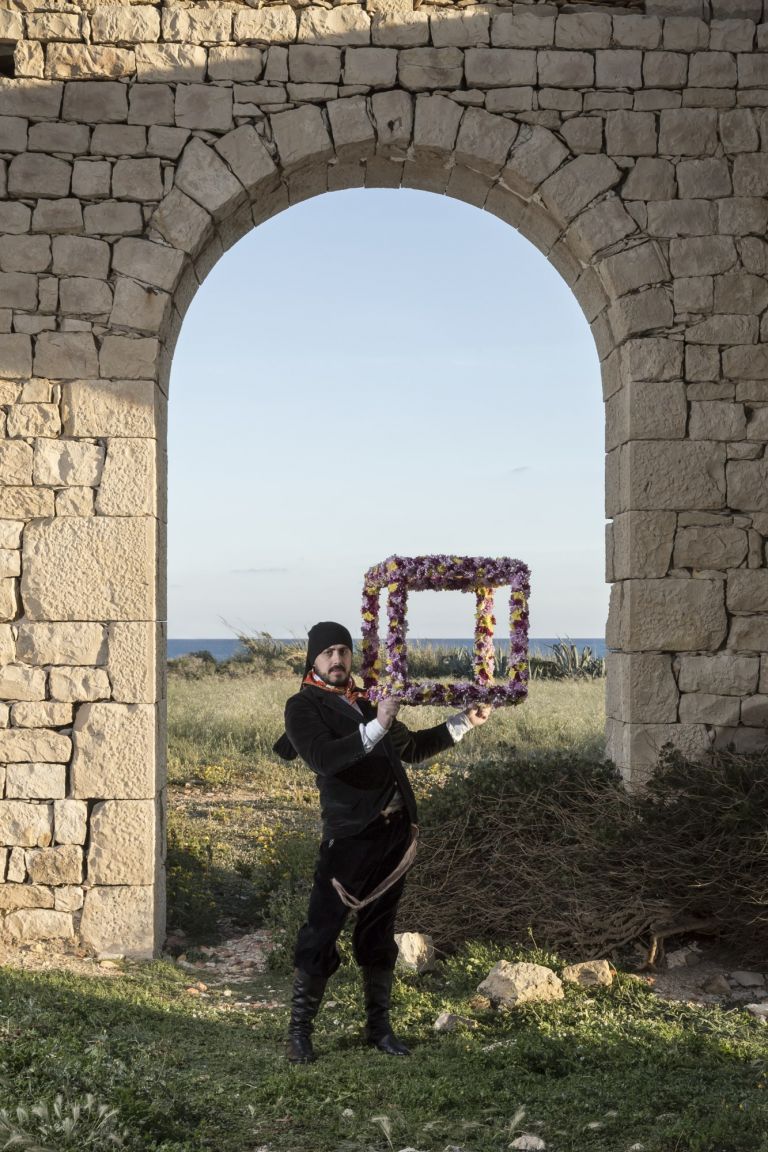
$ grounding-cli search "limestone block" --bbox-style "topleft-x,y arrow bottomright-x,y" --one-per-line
727,459 -> 768,510
112,158 -> 163,203
16,623 -> 106,667
555,11 -> 611,49
605,652 -> 678,723
150,188 -> 212,257
45,45 -> 135,81
7,403 -> 60,439
0,443 -> 32,487
0,801 -> 52,847
719,108 -> 758,153
33,332 -> 98,380
129,85 -> 174,128
465,48 -> 536,88
5,763 -> 66,801
2,909 -> 73,942
109,278 -> 168,335
0,202 -> 31,235
723,346 -> 768,380
362,94 -> 408,157
620,339 -> 681,385
628,442 -> 725,511
670,237 -> 737,278
299,6 -> 370,45
0,523 -> 20,550
49,667 -> 111,703
658,109 -> 718,156
52,236 -> 110,280
62,80 -> 126,124
111,239 -> 184,293
729,616 -> 768,651
55,886 -> 84,913
234,6 -> 297,43
162,6 -> 232,42
395,931 -> 436,973
566,199 -> 637,262
500,125 -> 568,198
12,703 -> 73,728
741,696 -> 768,726
22,517 -> 155,623
677,158 -> 731,201
0,885 -> 54,911
727,570 -> 768,613
0,236 -> 50,275
99,336 -> 158,381
689,401 -> 747,442
71,703 -> 155,799
107,622 -> 160,704
55,488 -> 94,517
537,49 -> 593,87
288,45 -> 341,83
174,136 -> 245,222
399,47 -> 463,91
622,157 -> 676,201
212,128 -> 277,202
490,12 -> 552,48
674,525 -> 748,569
368,0 -> 428,47
79,885 -> 155,957
605,111 -> 657,156
0,9 -> 22,39
8,154 -> 70,199
59,277 -> 113,318
615,578 -> 727,651
0,626 -> 14,669
61,379 -> 157,438
0,79 -> 63,120
343,47 -> 397,88
54,799 -> 88,845
0,335 -> 27,381
679,692 -> 740,725
679,653 -> 759,696
0,550 -> 20,579
88,800 -> 154,885
271,105 -> 334,170
208,47 -> 264,83
91,5 -> 160,43
30,122 -> 87,158
608,287 -> 673,342
715,272 -> 768,315
412,94 -> 463,157
135,45 -> 206,84
33,441 -> 104,489
595,49 -> 643,88
175,85 -> 233,133
95,439 -> 155,518
327,97 -> 375,158
0,490 -> 52,520
0,665 -> 46,702
90,124 -> 146,157
540,155 -> 621,223
455,107 -> 518,176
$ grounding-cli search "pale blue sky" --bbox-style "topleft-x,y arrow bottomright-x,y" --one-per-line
168,187 -> 607,640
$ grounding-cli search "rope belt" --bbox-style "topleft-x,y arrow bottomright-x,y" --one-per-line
331,823 -> 420,911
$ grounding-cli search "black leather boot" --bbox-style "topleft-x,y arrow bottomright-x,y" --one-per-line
362,966 -> 410,1056
286,969 -> 328,1064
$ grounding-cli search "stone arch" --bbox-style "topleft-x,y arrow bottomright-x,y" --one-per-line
1,0 -> 766,957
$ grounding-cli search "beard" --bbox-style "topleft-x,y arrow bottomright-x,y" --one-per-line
315,665 -> 350,687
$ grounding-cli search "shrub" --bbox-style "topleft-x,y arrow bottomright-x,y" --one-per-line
402,747 -> 768,961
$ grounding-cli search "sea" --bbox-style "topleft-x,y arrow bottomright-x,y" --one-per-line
167,637 -> 607,661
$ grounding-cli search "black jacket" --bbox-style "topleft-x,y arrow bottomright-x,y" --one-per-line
281,683 -> 457,840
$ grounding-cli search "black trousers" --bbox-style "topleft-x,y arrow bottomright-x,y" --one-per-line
294,807 -> 412,978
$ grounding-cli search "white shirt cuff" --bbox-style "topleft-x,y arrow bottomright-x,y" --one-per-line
446,712 -> 473,742
360,717 -> 387,752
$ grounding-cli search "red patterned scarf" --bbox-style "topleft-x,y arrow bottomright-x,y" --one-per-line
303,669 -> 368,703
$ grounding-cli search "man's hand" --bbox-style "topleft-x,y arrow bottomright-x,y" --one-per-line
463,704 -> 492,727
376,697 -> 401,730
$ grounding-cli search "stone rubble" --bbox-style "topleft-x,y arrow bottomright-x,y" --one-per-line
0,0 -> 768,953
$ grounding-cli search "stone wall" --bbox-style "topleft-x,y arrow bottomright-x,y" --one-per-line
0,0 -> 767,955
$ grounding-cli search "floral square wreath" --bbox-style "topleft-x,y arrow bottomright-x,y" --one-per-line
360,554 -> 530,707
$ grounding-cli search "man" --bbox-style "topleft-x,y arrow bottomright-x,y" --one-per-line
273,620 -> 490,1064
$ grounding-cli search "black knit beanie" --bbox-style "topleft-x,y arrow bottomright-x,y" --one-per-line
303,620 -> 354,676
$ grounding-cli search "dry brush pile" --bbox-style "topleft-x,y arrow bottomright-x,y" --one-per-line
402,748 -> 768,964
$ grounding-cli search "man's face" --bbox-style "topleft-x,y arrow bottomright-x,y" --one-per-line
313,644 -> 353,686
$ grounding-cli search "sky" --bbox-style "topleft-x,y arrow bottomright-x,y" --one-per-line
167,187 -> 607,640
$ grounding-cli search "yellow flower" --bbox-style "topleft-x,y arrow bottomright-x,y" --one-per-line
388,582 -> 399,592
363,611 -> 375,622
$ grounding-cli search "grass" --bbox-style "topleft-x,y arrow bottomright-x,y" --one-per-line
1,942 -> 767,1152
3,672 -> 768,1151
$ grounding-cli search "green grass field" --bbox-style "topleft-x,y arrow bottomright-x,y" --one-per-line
2,673 -> 768,1152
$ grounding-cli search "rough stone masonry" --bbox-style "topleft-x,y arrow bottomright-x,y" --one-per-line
0,0 -> 767,957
